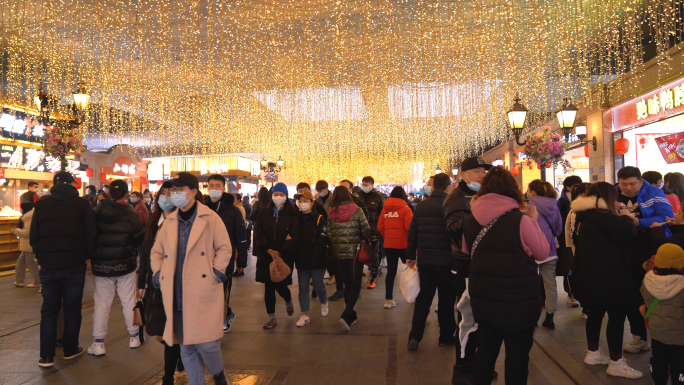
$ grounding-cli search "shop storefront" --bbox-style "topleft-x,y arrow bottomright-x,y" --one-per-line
610,76 -> 684,178
80,144 -> 148,193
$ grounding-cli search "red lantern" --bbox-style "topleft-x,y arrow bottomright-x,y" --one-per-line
236,183 -> 242,189
529,164 -> 533,170
511,165 -> 519,176
100,173 -> 106,182
85,168 -> 93,177
156,180 -> 163,186
140,177 -> 148,185
75,178 -> 82,189
584,145 -> 589,157
615,138 -> 630,155
108,178 -> 114,183
537,164 -> 541,169
639,136 -> 647,149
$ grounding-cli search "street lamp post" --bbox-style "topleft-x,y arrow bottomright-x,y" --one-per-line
261,156 -> 285,187
556,96 -> 578,142
507,93 -> 529,146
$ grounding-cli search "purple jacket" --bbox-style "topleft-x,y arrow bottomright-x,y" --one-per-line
529,196 -> 562,259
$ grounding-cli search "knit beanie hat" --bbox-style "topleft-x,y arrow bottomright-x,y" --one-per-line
654,243 -> 684,270
272,183 -> 288,196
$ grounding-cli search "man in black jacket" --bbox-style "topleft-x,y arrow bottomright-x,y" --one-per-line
360,176 -> 385,289
30,171 -> 97,368
406,173 -> 455,351
443,156 -> 492,382
205,174 -> 248,332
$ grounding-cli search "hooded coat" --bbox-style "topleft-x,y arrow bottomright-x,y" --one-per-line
92,200 -> 145,277
204,192 -> 248,271
529,195 -> 563,261
640,272 -> 684,345
14,209 -> 34,252
571,196 -> 638,309
327,202 -> 370,260
377,197 -> 413,249
29,183 -> 97,270
254,200 -> 301,284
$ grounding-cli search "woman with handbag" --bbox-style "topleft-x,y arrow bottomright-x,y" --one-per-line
461,167 -> 549,384
138,182 -> 183,385
254,183 -> 300,329
527,180 -> 562,330
327,186 -> 371,331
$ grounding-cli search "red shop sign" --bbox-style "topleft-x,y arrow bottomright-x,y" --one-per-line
654,132 -> 684,164
611,77 -> 684,132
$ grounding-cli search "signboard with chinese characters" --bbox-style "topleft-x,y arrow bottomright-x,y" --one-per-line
100,156 -> 145,178
654,132 -> 684,164
611,77 -> 684,132
0,114 -> 47,143
0,143 -> 77,173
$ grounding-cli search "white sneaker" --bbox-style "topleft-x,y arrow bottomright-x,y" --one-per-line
87,342 -> 106,356
567,295 -> 579,307
606,358 -> 643,379
296,315 -> 310,327
623,335 -> 650,353
384,300 -> 396,309
321,303 -> 329,317
584,349 -> 610,365
13,282 -> 24,287
26,283 -> 41,288
129,337 -> 141,348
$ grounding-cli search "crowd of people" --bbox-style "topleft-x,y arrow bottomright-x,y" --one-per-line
13,157 -> 684,385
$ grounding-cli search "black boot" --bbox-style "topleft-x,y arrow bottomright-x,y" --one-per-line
162,345 -> 179,384
213,370 -> 229,385
541,312 -> 555,330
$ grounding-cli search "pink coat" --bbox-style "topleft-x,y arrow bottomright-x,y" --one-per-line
150,203 -> 232,345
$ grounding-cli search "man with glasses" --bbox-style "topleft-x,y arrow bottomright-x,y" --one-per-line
151,172 -> 232,385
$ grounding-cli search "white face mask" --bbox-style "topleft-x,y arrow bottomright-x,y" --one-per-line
272,196 -> 287,207
362,186 -> 371,194
207,189 -> 223,200
144,198 -> 151,204
297,202 -> 311,212
171,191 -> 190,208
424,186 -> 433,197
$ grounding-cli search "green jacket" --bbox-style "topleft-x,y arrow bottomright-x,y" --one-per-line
327,202 -> 370,260
640,271 -> 684,345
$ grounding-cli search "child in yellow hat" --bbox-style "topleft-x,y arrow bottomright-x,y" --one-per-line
640,243 -> 684,385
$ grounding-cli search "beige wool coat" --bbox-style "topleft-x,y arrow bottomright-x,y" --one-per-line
14,210 -> 34,252
150,203 -> 232,346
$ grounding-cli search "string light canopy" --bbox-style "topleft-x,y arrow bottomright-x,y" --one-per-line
0,0 -> 681,183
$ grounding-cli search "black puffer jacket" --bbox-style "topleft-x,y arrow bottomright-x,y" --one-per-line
295,208 -> 329,270
443,181 -> 476,272
360,189 -> 385,233
254,201 -> 301,284
30,183 -> 97,270
91,200 -> 144,277
571,196 -> 638,310
205,193 -> 248,271
406,190 -> 452,266
327,202 -> 370,260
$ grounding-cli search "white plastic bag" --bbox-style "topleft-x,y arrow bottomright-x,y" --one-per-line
400,265 -> 420,303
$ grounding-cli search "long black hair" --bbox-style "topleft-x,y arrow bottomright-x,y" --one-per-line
145,182 -> 175,244
390,186 -> 413,210
256,186 -> 271,208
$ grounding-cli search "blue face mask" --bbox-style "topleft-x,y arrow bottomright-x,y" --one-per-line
467,181 -> 481,192
171,191 -> 190,208
424,186 -> 433,197
319,192 -> 326,198
207,189 -> 223,201
157,195 -> 175,211
362,186 -> 371,194
129,197 -> 137,204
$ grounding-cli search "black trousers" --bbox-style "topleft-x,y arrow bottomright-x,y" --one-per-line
474,322 -> 534,385
384,248 -> 406,300
651,339 -> 684,385
163,343 -> 182,385
408,264 -> 456,342
264,280 -> 292,315
337,259 -> 363,322
585,305 -> 627,353
626,302 -> 648,340
223,270 -> 233,318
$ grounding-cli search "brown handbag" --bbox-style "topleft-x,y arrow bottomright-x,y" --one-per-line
269,254 -> 291,283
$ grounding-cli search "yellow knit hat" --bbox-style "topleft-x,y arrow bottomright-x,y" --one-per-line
654,244 -> 684,270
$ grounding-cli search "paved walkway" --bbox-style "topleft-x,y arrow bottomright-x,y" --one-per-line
0,253 -> 655,384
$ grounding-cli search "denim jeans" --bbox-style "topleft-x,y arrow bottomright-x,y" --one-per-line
297,268 -> 327,313
538,258 -> 558,314
180,340 -> 225,385
39,264 -> 87,359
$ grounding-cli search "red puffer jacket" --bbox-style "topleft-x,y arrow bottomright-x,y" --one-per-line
377,198 -> 413,249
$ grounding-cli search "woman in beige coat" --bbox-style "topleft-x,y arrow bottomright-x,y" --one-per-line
150,173 -> 232,385
14,201 -> 40,288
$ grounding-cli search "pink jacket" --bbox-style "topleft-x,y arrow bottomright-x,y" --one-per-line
462,194 -> 549,261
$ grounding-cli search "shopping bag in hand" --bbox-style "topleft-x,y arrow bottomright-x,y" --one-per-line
400,264 -> 420,303
269,255 -> 291,283
133,299 -> 146,343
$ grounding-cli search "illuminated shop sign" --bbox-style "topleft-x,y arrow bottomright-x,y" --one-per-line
0,114 -> 46,142
0,144 -> 78,173
612,77 -> 684,132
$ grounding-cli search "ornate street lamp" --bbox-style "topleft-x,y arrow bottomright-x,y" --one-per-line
276,156 -> 284,168
575,123 -> 597,151
451,164 -> 459,176
260,158 -> 268,168
435,164 -> 442,174
556,96 -> 578,141
72,81 -> 89,113
507,92 -> 528,146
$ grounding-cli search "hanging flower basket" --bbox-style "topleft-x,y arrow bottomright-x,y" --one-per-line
43,122 -> 83,172
522,126 -> 568,169
264,171 -> 279,183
